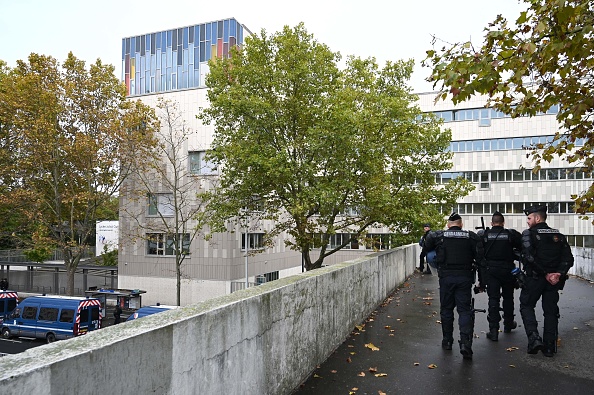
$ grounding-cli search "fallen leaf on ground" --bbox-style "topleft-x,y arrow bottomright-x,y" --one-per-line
384,325 -> 391,329
358,372 -> 366,377
369,367 -> 378,372
348,345 -> 355,348
355,325 -> 364,331
350,352 -> 356,355
436,320 -> 441,324
374,373 -> 388,377
347,357 -> 352,363
365,343 -> 380,351
379,391 -> 387,395
314,374 -> 322,378
428,364 -> 437,369
509,365 -> 516,368
414,362 -> 420,366
331,370 -> 337,374
422,297 -> 434,300
506,347 -> 519,352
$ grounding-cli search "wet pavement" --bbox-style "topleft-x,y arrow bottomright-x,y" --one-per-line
292,271 -> 594,395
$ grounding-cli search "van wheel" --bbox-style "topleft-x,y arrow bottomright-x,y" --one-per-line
1,327 -> 11,339
46,333 -> 56,343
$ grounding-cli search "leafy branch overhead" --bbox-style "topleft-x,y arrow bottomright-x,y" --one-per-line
423,0 -> 594,217
199,23 -> 471,270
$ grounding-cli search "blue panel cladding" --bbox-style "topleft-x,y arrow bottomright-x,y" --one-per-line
194,47 -> 200,67
230,19 -> 236,37
200,42 -> 205,62
156,32 -> 162,51
238,23 -> 243,45
167,30 -> 172,47
172,28 -> 178,48
122,39 -> 125,59
130,37 -> 136,55
224,19 -> 229,42
217,20 -> 223,39
195,24 -> 200,44
189,25 -> 194,44
151,33 -> 156,54
183,27 -> 188,49
162,31 -> 167,50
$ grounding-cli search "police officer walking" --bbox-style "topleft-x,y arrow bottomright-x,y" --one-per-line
477,212 -> 522,341
424,213 -> 483,360
419,223 -> 432,274
520,205 -> 574,357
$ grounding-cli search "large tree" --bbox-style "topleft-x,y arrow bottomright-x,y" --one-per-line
423,0 -> 594,217
121,98 -> 208,306
199,24 -> 471,271
0,52 -> 158,294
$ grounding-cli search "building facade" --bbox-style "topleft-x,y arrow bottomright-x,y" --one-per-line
417,92 -> 594,248
118,19 -> 382,306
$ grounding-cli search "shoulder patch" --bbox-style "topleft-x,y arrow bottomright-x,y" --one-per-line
444,230 -> 469,239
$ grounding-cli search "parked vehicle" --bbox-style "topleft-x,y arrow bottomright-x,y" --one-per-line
1,295 -> 102,343
0,290 -> 18,325
126,304 -> 178,321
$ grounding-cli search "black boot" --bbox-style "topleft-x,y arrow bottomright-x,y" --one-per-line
527,332 -> 544,354
542,340 -> 555,357
442,331 -> 453,350
486,328 -> 499,341
503,320 -> 517,333
459,337 -> 473,360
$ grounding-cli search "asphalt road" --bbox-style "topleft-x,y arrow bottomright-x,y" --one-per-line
0,336 -> 44,356
292,271 -> 594,395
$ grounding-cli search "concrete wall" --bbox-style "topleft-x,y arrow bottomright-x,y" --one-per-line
0,245 -> 416,395
570,247 -> 594,281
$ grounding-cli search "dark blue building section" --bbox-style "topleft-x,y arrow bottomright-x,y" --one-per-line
122,18 -> 249,96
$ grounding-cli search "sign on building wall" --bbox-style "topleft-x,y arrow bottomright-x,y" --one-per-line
96,221 -> 119,256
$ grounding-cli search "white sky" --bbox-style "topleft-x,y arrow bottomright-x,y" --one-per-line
0,0 -> 526,93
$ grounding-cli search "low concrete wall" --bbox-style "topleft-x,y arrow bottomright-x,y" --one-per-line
0,245 -> 416,395
571,247 -> 594,281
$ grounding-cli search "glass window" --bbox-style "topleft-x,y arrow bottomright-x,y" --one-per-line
23,306 -> 38,319
483,140 -> 490,150
547,169 -> 559,180
585,236 -> 594,248
60,309 -> 75,323
479,109 -> 491,127
513,170 -> 523,181
242,233 -> 265,250
512,203 -> 524,213
567,235 -> 575,246
575,236 -> 584,247
147,233 -> 191,255
473,203 -> 484,214
189,151 -> 217,175
512,138 -> 523,149
39,307 -> 59,321
548,202 -> 560,213
148,194 -> 174,217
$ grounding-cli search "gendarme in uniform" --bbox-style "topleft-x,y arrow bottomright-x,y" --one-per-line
424,213 -> 483,360
520,204 -> 574,357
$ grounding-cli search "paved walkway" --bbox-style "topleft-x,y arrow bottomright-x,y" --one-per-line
292,271 -> 594,395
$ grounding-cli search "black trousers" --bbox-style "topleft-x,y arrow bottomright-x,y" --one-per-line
439,274 -> 474,341
419,251 -> 426,271
485,265 -> 516,329
519,275 -> 560,343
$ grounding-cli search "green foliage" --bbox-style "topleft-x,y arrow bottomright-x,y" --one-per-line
423,0 -> 594,220
0,52 -> 159,294
23,246 -> 53,264
98,246 -> 118,266
200,24 -> 471,270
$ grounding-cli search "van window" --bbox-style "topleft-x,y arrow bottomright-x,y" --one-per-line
39,307 -> 59,321
10,307 -> 21,319
79,308 -> 89,322
60,309 -> 75,323
22,306 -> 38,319
7,299 -> 17,311
91,308 -> 99,321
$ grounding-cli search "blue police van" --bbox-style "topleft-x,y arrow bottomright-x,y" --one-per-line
1,295 -> 102,343
126,304 -> 178,321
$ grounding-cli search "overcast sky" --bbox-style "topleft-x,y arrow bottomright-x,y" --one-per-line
1,0 -> 526,93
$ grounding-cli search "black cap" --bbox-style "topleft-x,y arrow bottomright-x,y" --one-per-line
448,212 -> 461,221
524,205 -> 547,216
423,223 -> 431,228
